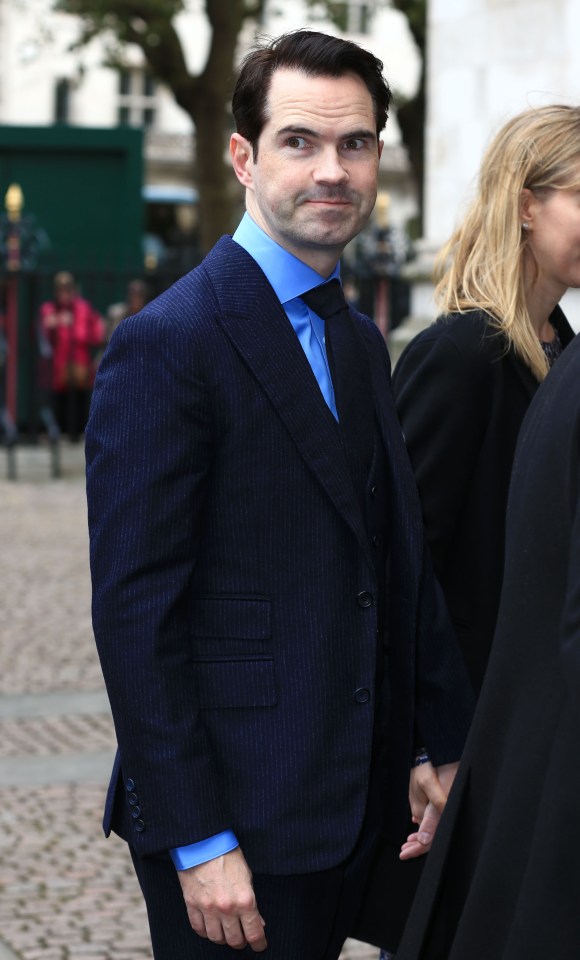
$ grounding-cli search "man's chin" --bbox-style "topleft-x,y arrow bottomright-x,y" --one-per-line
292,217 -> 364,248
292,232 -> 354,253
301,201 -> 357,222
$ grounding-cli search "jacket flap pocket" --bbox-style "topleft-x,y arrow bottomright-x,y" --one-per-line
192,657 -> 277,709
191,596 -> 271,640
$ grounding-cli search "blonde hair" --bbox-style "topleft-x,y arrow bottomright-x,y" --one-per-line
434,104 -> 580,380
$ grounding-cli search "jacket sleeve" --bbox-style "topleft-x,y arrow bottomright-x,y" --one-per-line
86,305 -> 231,856
413,542 -> 475,766
392,325 -> 490,577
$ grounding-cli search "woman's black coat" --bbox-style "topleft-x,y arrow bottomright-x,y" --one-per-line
355,308 -> 574,953
396,323 -> 580,960
392,307 -> 574,694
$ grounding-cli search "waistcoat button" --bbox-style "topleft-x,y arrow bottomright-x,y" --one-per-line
357,591 -> 374,608
354,688 -> 371,703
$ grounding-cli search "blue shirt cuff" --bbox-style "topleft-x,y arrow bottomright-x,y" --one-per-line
169,830 -> 239,871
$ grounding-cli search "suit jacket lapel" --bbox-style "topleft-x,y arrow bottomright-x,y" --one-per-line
204,238 -> 373,570
361,322 -> 425,557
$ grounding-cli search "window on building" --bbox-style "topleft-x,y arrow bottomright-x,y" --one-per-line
54,79 -> 71,124
117,69 -> 157,128
324,1 -> 374,34
351,2 -> 373,34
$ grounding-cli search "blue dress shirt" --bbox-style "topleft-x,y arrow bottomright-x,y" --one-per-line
170,213 -> 341,871
234,213 -> 339,419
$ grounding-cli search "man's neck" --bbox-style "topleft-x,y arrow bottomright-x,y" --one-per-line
243,210 -> 342,279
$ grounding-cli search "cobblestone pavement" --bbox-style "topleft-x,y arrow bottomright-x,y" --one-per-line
0,441 -> 380,960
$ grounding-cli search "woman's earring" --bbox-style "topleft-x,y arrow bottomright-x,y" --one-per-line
521,221 -> 530,230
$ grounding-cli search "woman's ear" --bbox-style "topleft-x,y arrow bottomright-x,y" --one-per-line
520,187 -> 534,228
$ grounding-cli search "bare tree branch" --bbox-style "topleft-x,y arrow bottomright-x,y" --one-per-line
53,0 -> 260,251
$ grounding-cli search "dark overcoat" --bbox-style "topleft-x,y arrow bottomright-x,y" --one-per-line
392,309 -> 574,694
397,327 -> 580,960
85,237 -> 472,881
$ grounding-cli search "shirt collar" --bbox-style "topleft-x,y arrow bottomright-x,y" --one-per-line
232,212 -> 340,306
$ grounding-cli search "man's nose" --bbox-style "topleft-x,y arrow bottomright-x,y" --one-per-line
313,148 -> 349,183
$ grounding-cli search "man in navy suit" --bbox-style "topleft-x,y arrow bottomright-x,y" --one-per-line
86,29 -> 473,960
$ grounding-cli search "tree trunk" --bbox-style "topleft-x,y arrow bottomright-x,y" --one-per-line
396,75 -> 425,236
191,92 -> 239,252
190,0 -> 247,251
388,0 -> 426,234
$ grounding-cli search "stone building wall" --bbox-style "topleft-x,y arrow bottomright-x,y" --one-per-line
394,0 -> 580,348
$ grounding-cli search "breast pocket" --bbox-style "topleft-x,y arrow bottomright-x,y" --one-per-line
190,595 -> 277,709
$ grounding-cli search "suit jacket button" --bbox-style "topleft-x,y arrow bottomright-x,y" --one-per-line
127,793 -> 139,805
134,819 -> 146,833
131,805 -> 142,819
357,591 -> 374,608
354,688 -> 371,704
126,778 -> 136,792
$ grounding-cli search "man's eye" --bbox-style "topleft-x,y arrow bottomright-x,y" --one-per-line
287,136 -> 307,149
344,138 -> 366,151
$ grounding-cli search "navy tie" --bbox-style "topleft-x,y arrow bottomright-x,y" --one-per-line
301,279 -> 374,489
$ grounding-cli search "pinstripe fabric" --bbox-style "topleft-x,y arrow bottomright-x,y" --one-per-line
131,810 -> 379,959
86,236 -> 473,878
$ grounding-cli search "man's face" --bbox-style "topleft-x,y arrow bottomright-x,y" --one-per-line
231,68 -> 383,275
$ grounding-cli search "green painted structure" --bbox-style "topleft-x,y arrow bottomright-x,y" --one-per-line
0,126 -> 143,427
0,125 -> 143,272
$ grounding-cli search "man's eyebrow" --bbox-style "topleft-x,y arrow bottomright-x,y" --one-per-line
277,125 -> 319,139
276,125 -> 377,142
343,128 -> 377,141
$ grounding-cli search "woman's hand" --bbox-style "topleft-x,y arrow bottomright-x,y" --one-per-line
400,761 -> 459,859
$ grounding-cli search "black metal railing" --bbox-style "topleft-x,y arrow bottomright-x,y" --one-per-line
0,261 -> 191,479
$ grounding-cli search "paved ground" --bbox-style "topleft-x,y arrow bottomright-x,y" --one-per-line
0,440 -> 380,960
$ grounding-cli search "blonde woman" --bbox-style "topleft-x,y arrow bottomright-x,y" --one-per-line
391,105 -> 578,703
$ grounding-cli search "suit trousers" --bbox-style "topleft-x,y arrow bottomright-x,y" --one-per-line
130,769 -> 383,960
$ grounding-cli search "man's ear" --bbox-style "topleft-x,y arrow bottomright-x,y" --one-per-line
230,133 -> 255,188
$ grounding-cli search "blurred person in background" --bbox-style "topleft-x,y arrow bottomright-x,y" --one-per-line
39,270 -> 105,441
106,278 -> 148,340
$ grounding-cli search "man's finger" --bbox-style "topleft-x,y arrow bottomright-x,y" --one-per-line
241,910 -> 268,952
220,916 -> 247,949
186,905 -> 208,938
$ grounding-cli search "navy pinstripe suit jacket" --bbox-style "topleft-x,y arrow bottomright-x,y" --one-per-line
86,236 -> 473,875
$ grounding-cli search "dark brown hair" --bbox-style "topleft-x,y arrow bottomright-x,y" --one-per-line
232,29 -> 391,158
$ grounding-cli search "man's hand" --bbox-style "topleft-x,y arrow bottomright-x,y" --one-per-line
177,847 -> 267,952
399,760 -> 459,861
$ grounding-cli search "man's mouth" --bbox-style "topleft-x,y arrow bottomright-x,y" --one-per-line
302,197 -> 353,208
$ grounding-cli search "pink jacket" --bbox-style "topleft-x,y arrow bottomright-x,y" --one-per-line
40,296 -> 105,391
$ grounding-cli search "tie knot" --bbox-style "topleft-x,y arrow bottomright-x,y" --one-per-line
300,278 -> 348,321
